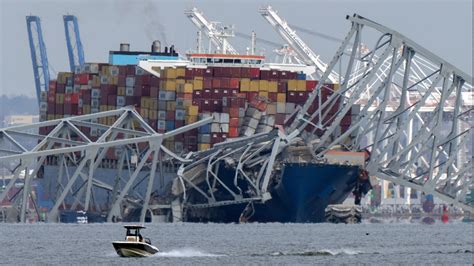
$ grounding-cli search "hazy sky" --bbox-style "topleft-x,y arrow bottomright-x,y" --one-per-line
0,0 -> 472,97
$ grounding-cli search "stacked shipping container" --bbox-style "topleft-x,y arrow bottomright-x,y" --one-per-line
40,63 -> 351,159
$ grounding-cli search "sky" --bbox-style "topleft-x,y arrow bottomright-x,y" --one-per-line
0,0 -> 472,97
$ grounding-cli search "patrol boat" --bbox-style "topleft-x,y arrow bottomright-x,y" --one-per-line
112,225 -> 159,257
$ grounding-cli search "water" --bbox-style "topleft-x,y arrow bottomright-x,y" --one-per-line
0,221 -> 472,265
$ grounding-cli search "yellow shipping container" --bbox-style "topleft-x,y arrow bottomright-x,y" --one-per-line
100,105 -> 108,112
185,115 -> 198,124
140,108 -> 149,118
166,101 -> 176,111
55,93 -> 64,104
107,117 -> 115,125
108,105 -> 115,111
259,80 -> 269,92
176,83 -> 185,93
198,143 -> 211,151
109,76 -> 118,85
149,98 -> 158,109
287,80 -> 298,91
176,67 -> 186,78
149,110 -> 158,120
194,76 -> 204,80
83,105 -> 91,114
101,66 -> 110,76
193,78 -> 203,90
141,97 -> 150,109
183,83 -> 193,93
47,114 -> 55,120
297,80 -> 306,91
333,83 -> 340,91
165,80 -> 176,91
92,76 -> 101,87
259,91 -> 269,98
117,87 -> 126,96
250,80 -> 259,92
183,99 -> 193,108
176,79 -> 185,85
187,105 -> 199,116
277,93 -> 286,102
55,114 -> 63,119
165,68 -> 177,79
240,78 -> 250,92
268,81 -> 278,92
99,117 -> 107,125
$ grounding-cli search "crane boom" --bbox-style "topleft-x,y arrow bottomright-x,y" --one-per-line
63,15 -> 85,72
26,16 -> 50,104
259,6 -> 339,83
184,7 -> 238,55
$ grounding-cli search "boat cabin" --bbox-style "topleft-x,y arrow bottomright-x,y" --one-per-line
123,225 -> 151,244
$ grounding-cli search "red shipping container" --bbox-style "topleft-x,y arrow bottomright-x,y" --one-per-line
140,75 -> 151,86
107,95 -> 117,106
185,68 -> 195,79
49,80 -> 57,92
150,87 -> 160,98
200,99 -> 211,112
212,89 -> 222,99
221,77 -> 231,89
230,89 -> 239,96
118,65 -> 128,75
150,76 -> 160,87
221,89 -> 230,98
240,68 -> 250,78
278,81 -> 287,93
260,70 -> 271,80
183,93 -> 193,100
47,91 -> 56,102
275,114 -> 286,125
47,103 -> 55,114
126,65 -> 136,75
64,93 -> 79,104
269,70 -> 279,79
229,118 -> 239,127
287,92 -> 297,103
134,85 -> 150,96
55,104 -> 64,115
306,80 -> 318,91
203,67 -> 213,77
229,78 -> 239,89
175,121 -> 184,128
166,111 -> 175,120
74,74 -> 89,85
203,78 -> 213,89
229,107 -> 240,118
125,96 -> 141,106
278,71 -> 288,79
249,68 -> 260,79
212,78 -> 221,88
286,71 -> 297,79
230,68 -> 241,78
213,67 -> 222,77
211,99 -> 223,112
268,92 -> 277,102
193,90 -> 202,99
118,75 -> 126,87
202,89 -> 212,99
246,92 -> 258,102
56,83 -> 65,93
194,68 -> 205,77
230,97 -> 246,108
228,127 -> 239,138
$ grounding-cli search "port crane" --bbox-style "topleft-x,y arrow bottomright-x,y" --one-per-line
26,16 -> 50,105
63,15 -> 85,72
184,7 -> 238,55
259,5 -> 339,83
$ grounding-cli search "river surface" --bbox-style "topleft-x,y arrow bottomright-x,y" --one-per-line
0,220 -> 472,265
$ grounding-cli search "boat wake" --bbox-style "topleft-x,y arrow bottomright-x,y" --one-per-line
155,248 -> 225,257
266,249 -> 362,257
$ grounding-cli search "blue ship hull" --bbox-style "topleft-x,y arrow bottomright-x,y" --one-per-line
185,163 -> 368,223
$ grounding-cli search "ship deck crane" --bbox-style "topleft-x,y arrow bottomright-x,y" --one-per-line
26,16 -> 50,105
259,5 -> 339,83
63,15 -> 85,72
184,7 -> 238,55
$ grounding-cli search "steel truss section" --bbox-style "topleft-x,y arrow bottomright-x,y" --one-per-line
0,106 -> 212,222
173,130 -> 296,215
290,14 -> 473,212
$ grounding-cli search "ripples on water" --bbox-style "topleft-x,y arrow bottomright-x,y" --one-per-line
0,220 -> 472,265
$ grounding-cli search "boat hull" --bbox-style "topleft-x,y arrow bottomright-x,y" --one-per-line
184,163 -> 367,223
112,241 -> 159,257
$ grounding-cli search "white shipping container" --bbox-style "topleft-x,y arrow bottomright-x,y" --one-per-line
126,77 -> 135,87
212,112 -> 221,123
211,123 -> 221,133
220,113 -> 229,124
125,87 -> 134,96
285,103 -> 296,114
91,89 -> 101,98
220,123 -> 229,133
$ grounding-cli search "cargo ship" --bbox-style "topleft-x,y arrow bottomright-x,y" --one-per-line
36,41 -> 371,223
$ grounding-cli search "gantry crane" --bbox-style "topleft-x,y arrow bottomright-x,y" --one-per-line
63,15 -> 85,72
184,7 -> 238,55
259,6 -> 339,83
26,16 -> 50,105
